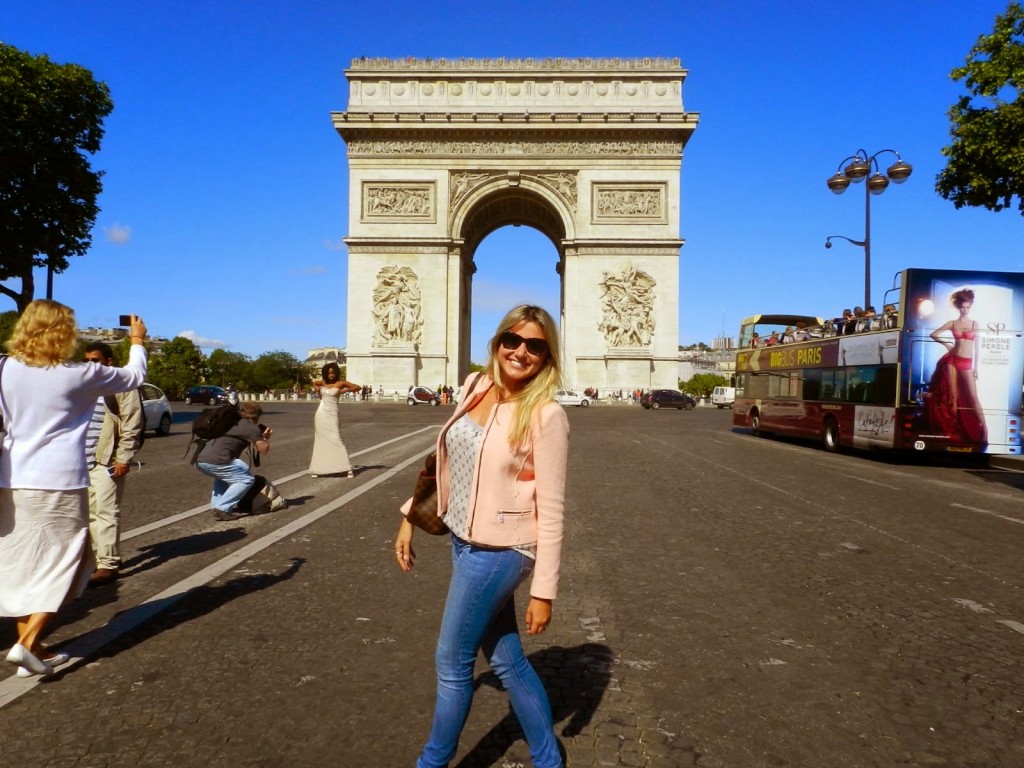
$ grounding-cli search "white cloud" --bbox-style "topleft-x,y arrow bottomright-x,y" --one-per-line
104,224 -> 132,245
298,266 -> 328,275
323,239 -> 347,251
178,329 -> 225,349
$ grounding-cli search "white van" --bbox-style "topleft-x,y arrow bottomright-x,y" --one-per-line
712,386 -> 735,409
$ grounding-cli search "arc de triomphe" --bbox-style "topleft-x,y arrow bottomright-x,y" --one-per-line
332,57 -> 698,392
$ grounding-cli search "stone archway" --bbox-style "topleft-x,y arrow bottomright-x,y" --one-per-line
332,57 -> 698,393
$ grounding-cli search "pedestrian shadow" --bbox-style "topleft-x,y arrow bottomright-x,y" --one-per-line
119,528 -> 249,578
279,494 -> 315,508
454,643 -> 613,767
46,557 -> 307,678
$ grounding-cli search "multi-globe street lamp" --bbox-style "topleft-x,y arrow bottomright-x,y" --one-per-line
824,148 -> 912,309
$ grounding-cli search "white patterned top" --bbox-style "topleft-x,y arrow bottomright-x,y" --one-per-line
443,412 -> 536,559
444,414 -> 481,540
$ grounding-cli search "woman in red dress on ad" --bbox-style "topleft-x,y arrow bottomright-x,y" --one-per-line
927,288 -> 987,445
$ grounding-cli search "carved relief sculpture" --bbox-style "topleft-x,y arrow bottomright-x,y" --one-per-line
598,263 -> 657,347
372,266 -> 423,346
540,172 -> 578,207
594,185 -> 665,221
450,172 -> 491,207
362,183 -> 435,220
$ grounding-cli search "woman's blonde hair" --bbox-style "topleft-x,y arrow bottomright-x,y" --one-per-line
7,299 -> 79,367
485,304 -> 563,446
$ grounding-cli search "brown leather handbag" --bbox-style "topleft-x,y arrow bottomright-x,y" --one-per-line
406,452 -> 449,535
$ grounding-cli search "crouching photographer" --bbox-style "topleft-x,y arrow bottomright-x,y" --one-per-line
195,402 -> 285,521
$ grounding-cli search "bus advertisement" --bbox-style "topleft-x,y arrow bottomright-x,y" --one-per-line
732,268 -> 1024,455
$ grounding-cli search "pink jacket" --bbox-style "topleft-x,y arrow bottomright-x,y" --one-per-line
405,373 -> 569,599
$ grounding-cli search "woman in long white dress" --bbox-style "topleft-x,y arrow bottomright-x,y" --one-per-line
0,301 -> 148,677
309,363 -> 360,478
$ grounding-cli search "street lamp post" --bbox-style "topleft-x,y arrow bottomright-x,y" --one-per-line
824,149 -> 912,309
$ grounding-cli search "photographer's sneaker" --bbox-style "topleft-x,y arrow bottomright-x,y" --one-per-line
212,509 -> 246,521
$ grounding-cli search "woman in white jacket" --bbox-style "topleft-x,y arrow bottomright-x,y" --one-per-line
0,300 -> 148,677
396,305 -> 569,768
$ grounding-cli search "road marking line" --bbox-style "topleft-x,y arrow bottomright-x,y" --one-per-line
950,598 -> 994,614
122,426 -> 438,541
0,445 -> 435,708
996,620 -> 1024,635
950,502 -> 1024,526
833,473 -> 900,490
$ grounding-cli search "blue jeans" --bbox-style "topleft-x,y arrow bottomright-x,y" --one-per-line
195,460 -> 254,512
417,537 -> 561,768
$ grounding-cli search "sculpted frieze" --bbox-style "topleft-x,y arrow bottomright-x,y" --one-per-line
598,263 -> 656,348
593,184 -> 666,223
372,266 -> 423,346
362,183 -> 435,221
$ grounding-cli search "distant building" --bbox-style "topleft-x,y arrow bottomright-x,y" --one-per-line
78,327 -> 169,354
304,347 -> 347,380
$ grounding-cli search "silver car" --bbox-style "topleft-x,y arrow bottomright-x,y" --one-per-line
141,383 -> 173,436
555,390 -> 592,408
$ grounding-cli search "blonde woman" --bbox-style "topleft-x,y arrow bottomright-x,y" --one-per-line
395,305 -> 569,768
0,301 -> 148,677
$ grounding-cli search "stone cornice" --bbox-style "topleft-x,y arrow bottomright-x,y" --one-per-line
347,57 -> 682,72
333,112 -> 698,126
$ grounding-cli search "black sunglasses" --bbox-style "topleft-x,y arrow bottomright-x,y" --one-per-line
498,331 -> 549,356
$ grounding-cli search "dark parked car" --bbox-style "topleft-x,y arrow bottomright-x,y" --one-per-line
407,386 -> 440,406
185,385 -> 228,405
640,389 -> 697,410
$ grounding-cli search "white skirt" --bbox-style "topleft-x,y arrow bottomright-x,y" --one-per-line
0,488 -> 92,616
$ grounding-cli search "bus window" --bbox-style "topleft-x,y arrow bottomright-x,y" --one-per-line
749,372 -> 769,399
849,367 -> 876,403
769,372 -> 783,398
821,369 -> 848,401
803,369 -> 822,400
875,365 -> 897,405
787,372 -> 801,398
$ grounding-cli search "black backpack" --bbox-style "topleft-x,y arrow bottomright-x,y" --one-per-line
186,403 -> 241,464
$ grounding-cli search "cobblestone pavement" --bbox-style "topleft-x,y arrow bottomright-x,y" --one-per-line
2,403 -> 1023,767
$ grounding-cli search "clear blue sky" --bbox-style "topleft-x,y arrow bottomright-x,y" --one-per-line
4,0 -> 1021,366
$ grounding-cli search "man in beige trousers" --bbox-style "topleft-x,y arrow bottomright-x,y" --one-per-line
83,342 -> 144,586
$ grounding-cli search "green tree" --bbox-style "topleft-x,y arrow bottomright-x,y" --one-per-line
207,348 -> 252,390
680,372 -> 729,398
0,310 -> 18,351
936,1 -> 1024,214
0,44 -> 114,310
249,350 -> 303,391
148,337 -> 205,399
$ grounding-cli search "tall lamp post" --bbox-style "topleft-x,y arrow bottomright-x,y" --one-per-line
824,148 -> 912,309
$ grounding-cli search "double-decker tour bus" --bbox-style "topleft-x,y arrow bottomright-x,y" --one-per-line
732,268 -> 1024,454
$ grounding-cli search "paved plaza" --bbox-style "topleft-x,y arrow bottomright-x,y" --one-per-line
2,402 -> 1023,767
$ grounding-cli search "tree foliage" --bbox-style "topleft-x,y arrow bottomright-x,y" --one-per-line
249,350 -> 303,392
148,337 -> 206,400
680,372 -> 729,398
0,310 -> 18,351
936,1 -> 1024,214
207,348 -> 253,390
0,44 -> 114,310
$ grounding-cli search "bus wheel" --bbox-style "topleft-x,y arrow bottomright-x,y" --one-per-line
822,417 -> 840,452
750,410 -> 762,436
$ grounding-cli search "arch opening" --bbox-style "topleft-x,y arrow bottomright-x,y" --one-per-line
456,187 -> 566,371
